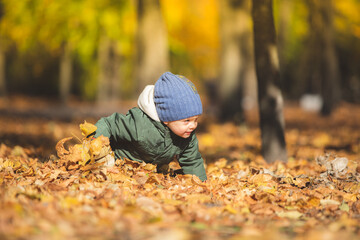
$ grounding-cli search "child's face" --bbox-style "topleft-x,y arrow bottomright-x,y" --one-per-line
164,115 -> 199,138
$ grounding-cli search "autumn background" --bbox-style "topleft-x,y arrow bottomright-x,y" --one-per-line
1,0 -> 360,239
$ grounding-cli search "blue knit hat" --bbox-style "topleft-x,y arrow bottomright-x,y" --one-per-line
154,72 -> 202,122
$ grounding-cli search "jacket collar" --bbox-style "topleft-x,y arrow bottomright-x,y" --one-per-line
137,85 -> 161,122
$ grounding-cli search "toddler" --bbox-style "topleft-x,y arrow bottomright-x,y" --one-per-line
92,72 -> 207,181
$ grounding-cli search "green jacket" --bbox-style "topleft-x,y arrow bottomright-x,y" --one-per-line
94,107 -> 207,181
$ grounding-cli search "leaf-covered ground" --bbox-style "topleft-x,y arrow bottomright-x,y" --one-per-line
1,97 -> 360,239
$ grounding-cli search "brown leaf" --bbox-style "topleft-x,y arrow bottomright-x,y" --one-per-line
249,173 -> 274,185
55,137 -> 73,159
351,201 -> 360,214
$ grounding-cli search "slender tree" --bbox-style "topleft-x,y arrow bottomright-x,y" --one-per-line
0,38 -> 5,97
301,0 -> 340,116
0,1 -> 6,97
59,42 -> 72,104
135,0 -> 169,93
218,0 -> 257,123
97,35 -> 120,104
252,0 -> 287,163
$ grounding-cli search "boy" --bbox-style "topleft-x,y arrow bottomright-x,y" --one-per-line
92,72 -> 207,181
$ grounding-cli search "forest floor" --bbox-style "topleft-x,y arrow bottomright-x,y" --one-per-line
1,95 -> 360,240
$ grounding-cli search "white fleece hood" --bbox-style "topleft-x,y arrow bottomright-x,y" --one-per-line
137,85 -> 161,122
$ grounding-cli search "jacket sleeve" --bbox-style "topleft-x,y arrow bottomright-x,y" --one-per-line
94,111 -> 138,143
178,134 -> 207,181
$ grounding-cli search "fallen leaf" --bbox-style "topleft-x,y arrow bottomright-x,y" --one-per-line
79,121 -> 97,137
276,210 -> 303,219
320,199 -> 341,206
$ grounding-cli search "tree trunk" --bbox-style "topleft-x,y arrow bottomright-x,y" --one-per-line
136,0 -> 169,93
218,0 -> 257,123
297,0 -> 340,115
97,35 -> 120,104
0,2 -> 6,97
277,0 -> 293,94
252,0 -> 287,163
0,40 -> 6,97
318,0 -> 340,115
59,42 -> 72,104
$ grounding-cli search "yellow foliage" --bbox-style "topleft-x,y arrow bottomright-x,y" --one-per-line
223,205 -> 237,214
90,138 -> 103,156
199,133 -> 216,148
161,0 -> 219,79
79,121 -> 97,137
56,121 -> 113,170
312,132 -> 331,148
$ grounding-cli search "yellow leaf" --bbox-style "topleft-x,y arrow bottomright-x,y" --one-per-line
223,205 -> 237,214
199,133 -> 215,147
80,121 -> 97,137
146,175 -> 161,185
240,207 -> 250,214
90,135 -> 110,158
339,202 -> 350,212
144,163 -> 157,171
79,151 -> 91,166
343,182 -> 360,193
312,132 -> 331,147
307,197 -> 320,207
70,144 -> 86,162
261,186 -> 277,195
14,203 -> 24,215
215,158 -> 228,168
143,183 -> 155,190
249,174 -> 274,185
293,177 -> 310,188
90,138 -> 103,156
61,197 -> 80,209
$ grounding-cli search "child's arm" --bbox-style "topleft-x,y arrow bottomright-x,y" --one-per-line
178,135 -> 207,181
93,111 -> 138,143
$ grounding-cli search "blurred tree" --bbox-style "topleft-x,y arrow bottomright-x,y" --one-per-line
218,0 -> 256,123
38,0 -> 80,103
276,0 -> 293,96
0,0 -> 5,97
273,0 -> 310,99
1,0 -> 76,99
334,1 -> 360,103
76,0 -> 133,100
97,36 -> 121,104
252,0 -> 287,163
59,42 -> 73,104
298,0 -> 340,116
0,41 -> 5,97
2,0 -> 360,105
304,0 -> 340,115
0,0 -> 133,101
94,1 -> 126,104
0,0 -> 37,95
135,0 -> 169,93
